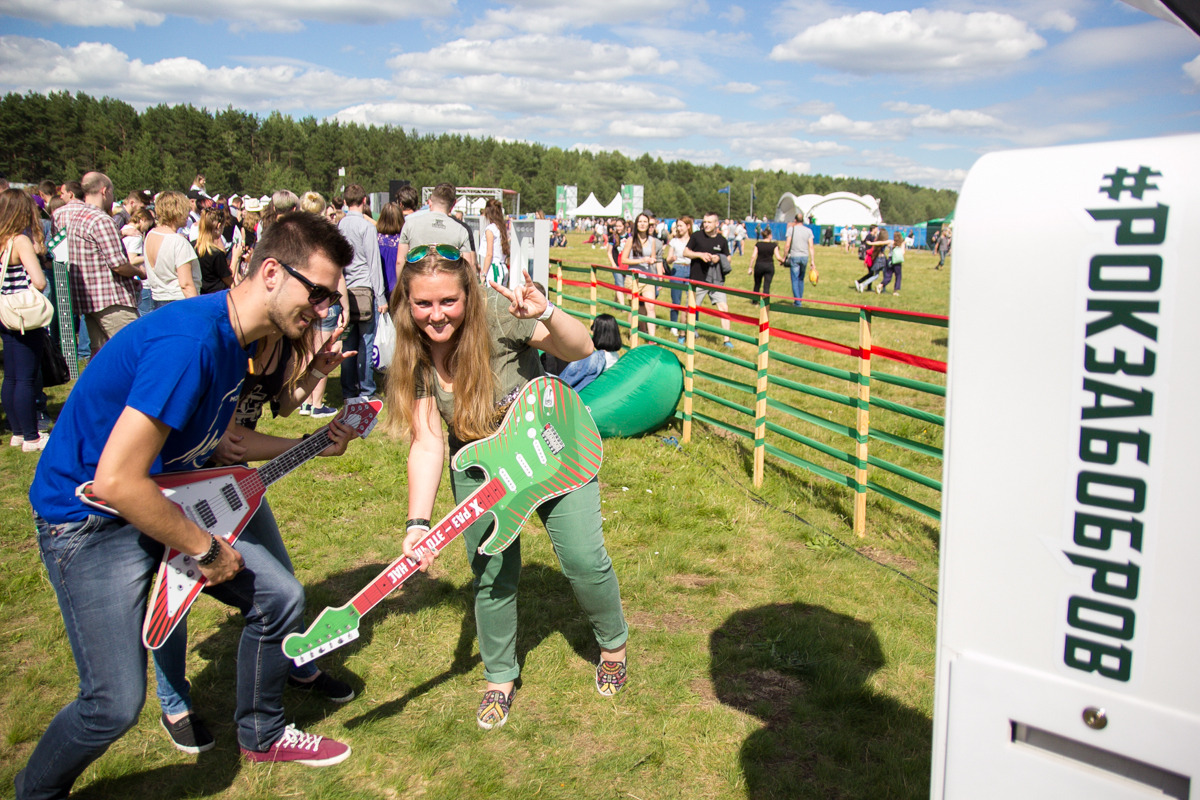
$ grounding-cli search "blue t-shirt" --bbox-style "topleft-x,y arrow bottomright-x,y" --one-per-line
31,291 -> 250,523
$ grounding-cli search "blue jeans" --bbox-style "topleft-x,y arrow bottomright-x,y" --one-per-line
1,325 -> 45,440
340,309 -> 377,399
787,256 -> 808,305
74,316 -> 90,361
138,284 -> 154,316
18,511 -> 307,798
668,262 -> 689,323
152,498 -> 316,717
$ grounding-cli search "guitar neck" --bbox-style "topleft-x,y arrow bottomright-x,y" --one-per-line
350,477 -> 508,616
255,424 -> 334,488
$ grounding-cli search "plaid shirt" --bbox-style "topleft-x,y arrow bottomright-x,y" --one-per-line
52,201 -> 139,314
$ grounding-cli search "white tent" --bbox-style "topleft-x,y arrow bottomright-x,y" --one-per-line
571,191 -> 623,217
775,191 -> 882,226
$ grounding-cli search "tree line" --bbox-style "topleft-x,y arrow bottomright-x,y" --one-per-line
0,91 -> 957,224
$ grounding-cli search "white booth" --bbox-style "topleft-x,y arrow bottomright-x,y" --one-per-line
933,133 -> 1199,798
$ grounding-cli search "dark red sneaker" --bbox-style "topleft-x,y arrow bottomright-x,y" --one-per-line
241,724 -> 350,767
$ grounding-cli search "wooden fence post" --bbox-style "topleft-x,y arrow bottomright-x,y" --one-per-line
753,299 -> 771,487
553,260 -> 563,306
629,275 -> 641,348
589,263 -> 597,319
681,283 -> 697,444
854,309 -> 872,537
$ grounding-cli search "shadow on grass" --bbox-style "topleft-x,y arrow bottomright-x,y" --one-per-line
344,561 -> 598,728
712,602 -> 931,800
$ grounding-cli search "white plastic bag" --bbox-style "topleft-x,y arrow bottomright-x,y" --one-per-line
372,312 -> 396,372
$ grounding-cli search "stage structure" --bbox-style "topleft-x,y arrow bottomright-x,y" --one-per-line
933,132 -> 1198,798
556,185 -> 578,217
422,186 -> 521,218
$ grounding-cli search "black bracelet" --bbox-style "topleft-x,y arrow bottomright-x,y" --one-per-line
196,535 -> 221,566
406,518 -> 431,531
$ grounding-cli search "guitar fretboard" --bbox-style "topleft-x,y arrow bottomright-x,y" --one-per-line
351,477 -> 508,615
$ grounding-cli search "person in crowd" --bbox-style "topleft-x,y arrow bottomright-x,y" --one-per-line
120,207 -> 154,279
52,172 -> 142,352
16,213 -> 359,799
144,190 -> 200,310
481,198 -> 510,286
748,225 -> 783,298
1,189 -> 50,451
935,227 -> 951,269
396,183 -> 475,271
783,213 -> 815,306
388,246 -> 628,731
337,183 -> 386,401
854,226 -> 890,293
733,220 -> 747,255
260,190 -> 300,236
196,207 -> 241,294
376,201 -> 404,299
294,191 -> 345,418
151,306 -> 360,755
664,217 -> 693,342
605,217 -> 629,298
621,212 -> 662,337
60,181 -> 84,202
683,212 -> 733,348
880,230 -> 905,296
556,313 -> 622,392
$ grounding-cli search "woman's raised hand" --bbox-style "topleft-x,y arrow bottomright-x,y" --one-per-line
489,270 -> 547,320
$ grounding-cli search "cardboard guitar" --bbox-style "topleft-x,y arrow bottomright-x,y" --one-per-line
282,376 -> 602,666
75,397 -> 382,649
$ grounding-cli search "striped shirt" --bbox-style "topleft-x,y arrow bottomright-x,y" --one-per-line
52,201 -> 139,315
1,238 -> 31,294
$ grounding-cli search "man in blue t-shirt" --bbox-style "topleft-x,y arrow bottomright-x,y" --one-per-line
17,213 -> 358,799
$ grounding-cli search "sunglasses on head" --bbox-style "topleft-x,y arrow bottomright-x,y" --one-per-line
406,244 -> 462,264
279,261 -> 341,308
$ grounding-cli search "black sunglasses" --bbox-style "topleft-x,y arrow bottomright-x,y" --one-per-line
279,261 -> 341,308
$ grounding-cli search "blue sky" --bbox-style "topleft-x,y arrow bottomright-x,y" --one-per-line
1,0 -> 1197,190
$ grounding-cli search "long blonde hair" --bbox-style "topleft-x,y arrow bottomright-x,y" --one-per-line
385,252 -> 496,442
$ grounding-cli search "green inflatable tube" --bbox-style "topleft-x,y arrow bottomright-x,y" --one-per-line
578,345 -> 683,438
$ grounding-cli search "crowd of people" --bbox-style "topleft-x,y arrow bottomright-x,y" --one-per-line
5,171 -> 629,799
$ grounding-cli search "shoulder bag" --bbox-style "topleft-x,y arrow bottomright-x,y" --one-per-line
0,238 -> 55,333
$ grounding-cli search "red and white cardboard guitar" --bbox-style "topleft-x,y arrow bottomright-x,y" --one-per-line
75,397 -> 382,649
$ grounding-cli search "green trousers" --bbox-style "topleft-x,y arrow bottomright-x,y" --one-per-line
451,469 -> 628,684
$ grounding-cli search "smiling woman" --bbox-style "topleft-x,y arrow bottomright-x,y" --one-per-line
385,248 -> 629,730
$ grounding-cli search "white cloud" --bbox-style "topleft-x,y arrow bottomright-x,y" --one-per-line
911,109 -> 1002,130
0,0 -> 163,27
0,35 -> 391,109
1186,54 -> 1200,86
883,101 -> 932,115
720,5 -> 745,25
388,35 -> 676,82
464,0 -> 685,37
1038,10 -> 1076,32
0,0 -> 449,32
718,81 -> 759,94
808,113 -> 908,140
331,102 -> 495,135
853,149 -> 970,190
1051,20 -> 1200,70
729,136 -> 851,158
606,111 -> 723,139
748,157 -> 812,174
769,10 -> 1046,76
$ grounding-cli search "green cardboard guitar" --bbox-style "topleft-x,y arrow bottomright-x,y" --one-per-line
283,376 -> 603,666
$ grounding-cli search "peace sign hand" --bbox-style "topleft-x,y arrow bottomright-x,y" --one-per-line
489,270 -> 547,320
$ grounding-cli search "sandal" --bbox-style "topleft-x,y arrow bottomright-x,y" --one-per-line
476,688 -> 514,730
595,660 -> 627,697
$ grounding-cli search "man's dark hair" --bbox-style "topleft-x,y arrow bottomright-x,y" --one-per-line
430,183 -> 456,209
38,180 -> 56,197
343,183 -> 367,207
245,211 -> 353,279
63,180 -> 84,200
396,185 -> 419,211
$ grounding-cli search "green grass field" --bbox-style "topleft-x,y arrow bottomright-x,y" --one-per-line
0,233 -> 950,799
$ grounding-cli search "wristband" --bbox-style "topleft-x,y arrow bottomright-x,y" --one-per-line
406,518 -> 431,531
537,302 -> 556,322
195,535 -> 221,566
309,367 -> 329,380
